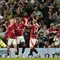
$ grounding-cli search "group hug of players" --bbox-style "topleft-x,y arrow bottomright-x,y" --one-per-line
6,17 -> 40,58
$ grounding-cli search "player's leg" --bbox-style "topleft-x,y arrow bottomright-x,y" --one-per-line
33,40 -> 40,57
7,38 -> 12,57
16,36 -> 20,56
28,47 -> 34,57
28,38 -> 39,57
33,40 -> 39,54
28,39 -> 34,57
21,42 -> 26,57
7,45 -> 10,57
21,36 -> 26,58
13,39 -> 18,57
17,44 -> 19,55
28,45 -> 38,57
28,47 -> 39,57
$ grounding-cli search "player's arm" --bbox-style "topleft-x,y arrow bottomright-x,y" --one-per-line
6,29 -> 11,40
24,23 -> 32,28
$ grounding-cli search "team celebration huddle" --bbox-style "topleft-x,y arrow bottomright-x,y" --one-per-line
6,17 -> 40,58
1,0 -> 60,59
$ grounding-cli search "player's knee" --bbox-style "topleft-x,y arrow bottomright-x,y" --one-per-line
30,46 -> 34,49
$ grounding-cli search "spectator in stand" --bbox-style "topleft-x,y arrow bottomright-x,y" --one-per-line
0,22 -> 6,42
57,15 -> 60,24
58,24 -> 60,30
42,25 -> 49,37
52,12 -> 58,25
43,0 -> 52,7
53,0 -> 60,15
4,3 -> 13,20
0,22 -> 6,35
48,23 -> 57,33
38,30 -> 48,48
0,13 -> 4,22
38,25 -> 49,37
37,0 -> 46,4
53,30 -> 60,48
33,6 -> 43,19
48,23 -> 57,48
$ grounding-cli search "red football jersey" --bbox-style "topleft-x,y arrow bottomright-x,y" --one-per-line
15,23 -> 26,36
30,23 -> 40,39
48,28 -> 53,33
48,28 -> 57,33
6,24 -> 16,39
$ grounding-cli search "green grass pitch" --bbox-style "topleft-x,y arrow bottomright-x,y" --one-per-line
0,58 -> 60,60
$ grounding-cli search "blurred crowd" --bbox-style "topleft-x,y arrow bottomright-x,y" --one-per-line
0,0 -> 60,48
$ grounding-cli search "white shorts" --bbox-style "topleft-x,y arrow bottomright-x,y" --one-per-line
8,38 -> 17,45
17,36 -> 25,44
30,38 -> 37,48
